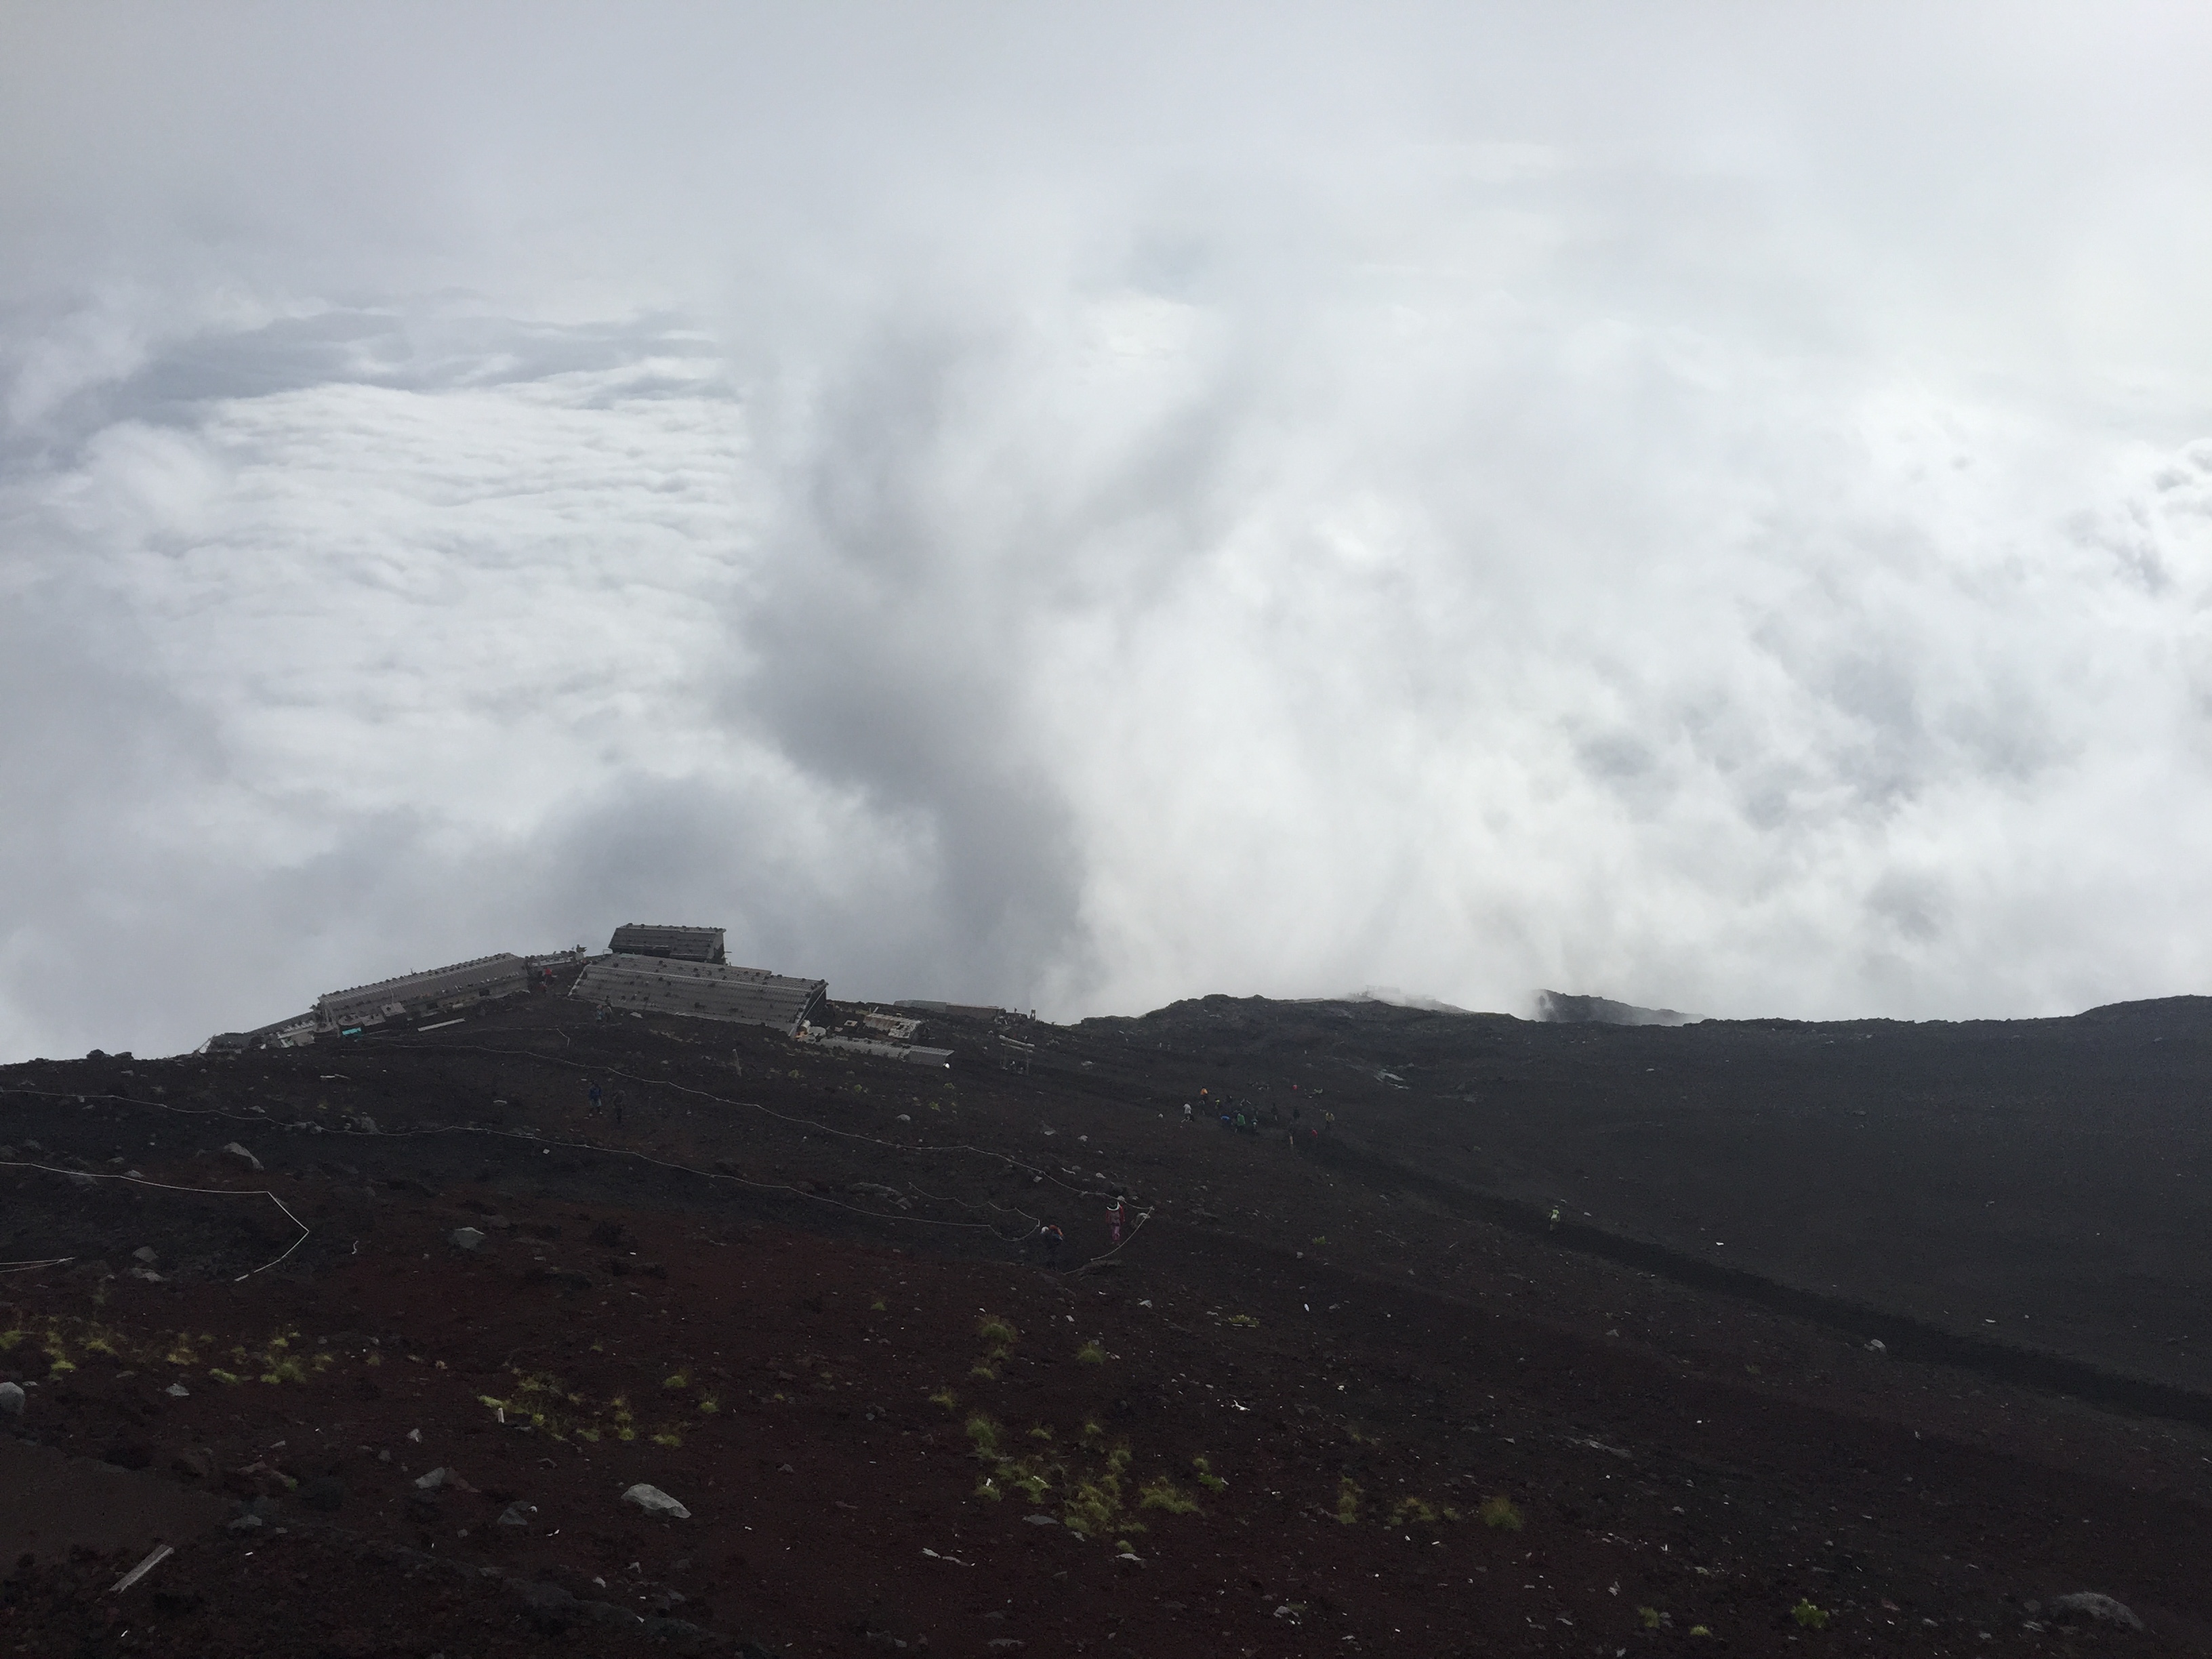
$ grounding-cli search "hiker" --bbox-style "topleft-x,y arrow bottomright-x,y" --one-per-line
1106,1198 -> 1126,1246
1181,1101 -> 1193,1126
588,1082 -> 603,1117
1036,1222 -> 1064,1265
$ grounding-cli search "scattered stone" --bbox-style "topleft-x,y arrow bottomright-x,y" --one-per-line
513,1579 -> 578,1629
1022,1513 -> 1059,1527
166,1382 -> 190,1398
987,1642 -> 1027,1653
413,1467 -> 475,1492
621,1483 -> 691,1519
354,1115 -> 378,1134
497,1502 -> 536,1528
171,1447 -> 216,1479
132,1246 -> 158,1265
450,1227 -> 487,1251
2049,1593 -> 2143,1631
1866,1339 -> 1887,1354
222,1143 -> 263,1172
0,1381 -> 25,1416
300,1476 -> 346,1512
227,1513 -> 264,1533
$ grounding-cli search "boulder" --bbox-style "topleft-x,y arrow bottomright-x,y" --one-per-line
222,1143 -> 263,1172
132,1246 -> 159,1265
450,1227 -> 487,1251
621,1483 -> 691,1519
0,1380 -> 24,1416
300,1475 -> 346,1512
2049,1593 -> 2143,1631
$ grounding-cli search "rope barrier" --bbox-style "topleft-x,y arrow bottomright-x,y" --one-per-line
0,1158 -> 311,1280
1,1021 -> 1151,1265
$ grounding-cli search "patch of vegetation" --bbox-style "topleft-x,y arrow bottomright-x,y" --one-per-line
1192,1456 -> 1228,1492
1638,1607 -> 1666,1631
1479,1494 -> 1523,1532
1387,1495 -> 1458,1527
1138,1477 -> 1199,1514
928,1388 -> 958,1410
474,1372 -> 689,1448
1335,1477 -> 1362,1525
1791,1600 -> 1829,1631
1076,1342 -> 1107,1364
663,1370 -> 690,1389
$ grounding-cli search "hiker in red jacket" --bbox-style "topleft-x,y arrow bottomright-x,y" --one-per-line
1106,1198 -> 1127,1246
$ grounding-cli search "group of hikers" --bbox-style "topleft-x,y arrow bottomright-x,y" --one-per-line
1030,1194 -> 1128,1266
1179,1086 -> 1333,1151
583,1080 -> 626,1125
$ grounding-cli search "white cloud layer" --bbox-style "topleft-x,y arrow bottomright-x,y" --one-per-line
3,4 -> 2211,1057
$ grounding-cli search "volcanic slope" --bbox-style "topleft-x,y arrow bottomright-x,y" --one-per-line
2,976 -> 2210,1656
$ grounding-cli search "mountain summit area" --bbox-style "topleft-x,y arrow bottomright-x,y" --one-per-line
5,968 -> 2211,1654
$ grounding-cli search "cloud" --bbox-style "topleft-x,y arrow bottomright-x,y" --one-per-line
3,6 -> 2212,1059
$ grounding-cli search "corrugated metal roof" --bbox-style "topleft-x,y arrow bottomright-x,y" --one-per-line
815,1035 -> 953,1067
574,954 -> 824,1035
607,924 -> 726,964
318,954 -> 531,1027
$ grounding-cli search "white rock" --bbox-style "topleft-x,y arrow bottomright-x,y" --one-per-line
450,1227 -> 487,1250
1866,1338 -> 1887,1354
222,1143 -> 263,1172
415,1467 -> 451,1490
132,1246 -> 159,1265
621,1483 -> 691,1519
165,1382 -> 190,1398
0,1381 -> 24,1416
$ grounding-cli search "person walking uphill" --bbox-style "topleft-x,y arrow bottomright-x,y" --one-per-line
588,1081 -> 603,1118
1106,1197 -> 1127,1247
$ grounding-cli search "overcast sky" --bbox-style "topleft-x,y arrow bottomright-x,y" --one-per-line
4,4 -> 2211,1058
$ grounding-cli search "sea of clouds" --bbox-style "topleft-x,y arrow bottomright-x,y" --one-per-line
3,5 -> 2210,1058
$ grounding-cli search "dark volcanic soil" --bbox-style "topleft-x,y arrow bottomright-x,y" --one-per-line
4,978 -> 2211,1657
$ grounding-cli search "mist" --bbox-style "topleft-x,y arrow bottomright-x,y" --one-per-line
4,4 -> 2210,1058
